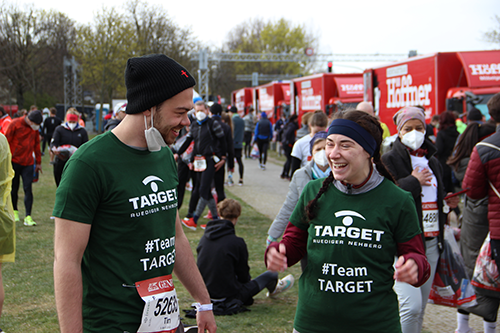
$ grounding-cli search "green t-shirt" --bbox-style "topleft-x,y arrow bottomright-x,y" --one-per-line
53,132 -> 179,333
290,178 -> 421,333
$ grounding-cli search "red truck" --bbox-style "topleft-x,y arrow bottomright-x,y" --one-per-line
253,81 -> 291,124
231,87 -> 253,116
363,50 -> 500,134
290,73 -> 364,124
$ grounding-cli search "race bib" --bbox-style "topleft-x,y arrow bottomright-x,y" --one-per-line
135,275 -> 180,333
193,155 -> 207,172
422,202 -> 439,237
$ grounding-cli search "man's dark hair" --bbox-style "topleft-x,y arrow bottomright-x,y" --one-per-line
0,106 -> 5,116
487,92 -> 500,123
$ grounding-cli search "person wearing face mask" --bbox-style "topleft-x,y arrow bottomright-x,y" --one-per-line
52,54 -> 216,333
267,131 -> 331,271
174,99 -> 227,230
4,109 -> 43,226
381,106 -> 459,333
50,108 -> 89,186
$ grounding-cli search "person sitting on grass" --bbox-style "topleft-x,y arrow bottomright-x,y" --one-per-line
197,198 -> 294,310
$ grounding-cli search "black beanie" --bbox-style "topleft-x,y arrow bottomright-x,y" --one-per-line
210,103 -> 223,115
125,54 -> 196,114
28,110 -> 43,125
230,106 -> 238,113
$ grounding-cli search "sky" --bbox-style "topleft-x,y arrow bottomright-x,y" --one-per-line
11,0 -> 500,73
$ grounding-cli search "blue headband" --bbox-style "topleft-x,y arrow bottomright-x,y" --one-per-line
327,119 -> 377,157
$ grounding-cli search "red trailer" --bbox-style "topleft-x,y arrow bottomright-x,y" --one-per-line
363,50 -> 500,134
253,81 -> 291,124
231,87 -> 253,116
1,105 -> 18,117
290,73 -> 363,124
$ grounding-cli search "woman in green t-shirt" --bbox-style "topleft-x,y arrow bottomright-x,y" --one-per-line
265,110 -> 431,333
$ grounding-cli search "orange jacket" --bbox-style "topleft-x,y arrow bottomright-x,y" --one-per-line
5,116 -> 41,166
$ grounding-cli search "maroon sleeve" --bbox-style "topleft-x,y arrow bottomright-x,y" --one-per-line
264,222 -> 308,268
397,234 -> 430,287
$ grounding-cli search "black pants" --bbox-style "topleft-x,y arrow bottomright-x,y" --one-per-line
41,134 -> 52,152
214,163 -> 226,203
11,162 -> 34,216
195,158 -> 216,201
177,160 -> 197,209
244,131 -> 252,157
234,148 -> 244,180
236,271 -> 278,306
256,138 -> 269,165
281,144 -> 293,177
53,158 -> 67,187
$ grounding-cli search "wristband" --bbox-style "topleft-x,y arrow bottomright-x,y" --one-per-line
267,235 -> 278,246
194,302 -> 213,312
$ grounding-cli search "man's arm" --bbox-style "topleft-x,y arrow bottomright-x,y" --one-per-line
53,218 -> 91,333
173,212 -> 216,332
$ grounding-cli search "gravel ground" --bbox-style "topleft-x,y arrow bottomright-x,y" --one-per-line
225,155 -> 498,333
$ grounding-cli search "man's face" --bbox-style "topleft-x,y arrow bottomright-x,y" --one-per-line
153,88 -> 193,145
194,102 -> 208,115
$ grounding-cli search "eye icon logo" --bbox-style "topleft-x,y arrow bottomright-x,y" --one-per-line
142,176 -> 164,192
334,210 -> 366,226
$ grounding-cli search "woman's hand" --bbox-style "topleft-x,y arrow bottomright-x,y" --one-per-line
445,192 -> 460,209
266,243 -> 288,272
411,167 -> 432,186
394,256 -> 418,285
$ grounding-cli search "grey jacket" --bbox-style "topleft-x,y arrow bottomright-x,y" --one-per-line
268,161 -> 314,239
243,113 -> 255,132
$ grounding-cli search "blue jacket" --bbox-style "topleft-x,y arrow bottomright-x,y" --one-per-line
254,117 -> 273,141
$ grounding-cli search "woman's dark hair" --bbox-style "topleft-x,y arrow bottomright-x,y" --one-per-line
305,110 -> 395,221
439,111 -> 456,130
447,122 -> 496,170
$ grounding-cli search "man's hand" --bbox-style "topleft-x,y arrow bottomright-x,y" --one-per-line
214,159 -> 225,172
266,243 -> 287,272
35,164 -> 42,173
197,310 -> 217,333
394,256 -> 418,285
173,153 -> 179,162
445,192 -> 460,209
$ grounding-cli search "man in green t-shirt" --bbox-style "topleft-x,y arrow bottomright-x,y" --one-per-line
53,54 -> 216,333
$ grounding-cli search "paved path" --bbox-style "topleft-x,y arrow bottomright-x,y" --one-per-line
226,156 -> 490,333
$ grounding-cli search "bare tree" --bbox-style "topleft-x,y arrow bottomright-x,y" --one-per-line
483,15 -> 500,47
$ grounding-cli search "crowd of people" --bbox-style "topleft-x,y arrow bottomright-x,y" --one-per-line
1,52 -> 500,333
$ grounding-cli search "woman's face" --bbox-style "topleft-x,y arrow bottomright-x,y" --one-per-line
312,140 -> 326,155
325,134 -> 371,185
398,119 -> 425,139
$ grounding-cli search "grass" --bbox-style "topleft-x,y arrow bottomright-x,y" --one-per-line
0,135 -> 301,332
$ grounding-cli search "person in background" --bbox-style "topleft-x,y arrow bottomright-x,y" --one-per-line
295,111 -> 313,141
41,107 -> 62,154
5,110 -> 43,226
459,92 -> 500,333
425,115 -> 439,143
243,107 -> 256,159
435,110 -> 460,193
280,114 -> 299,180
268,131 -> 330,271
266,110 -> 430,333
382,106 -> 459,333
211,104 -> 234,203
254,112 -> 273,170
197,198 -> 293,308
50,108 -> 89,186
357,101 -> 391,140
231,106 -> 245,185
0,133 -> 15,333
290,110 -> 328,176
104,102 -> 127,132
0,106 -> 12,135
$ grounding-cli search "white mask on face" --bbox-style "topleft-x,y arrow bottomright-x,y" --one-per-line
144,109 -> 167,152
31,124 -> 40,131
196,111 -> 207,122
68,123 -> 77,130
313,149 -> 329,167
401,130 -> 425,151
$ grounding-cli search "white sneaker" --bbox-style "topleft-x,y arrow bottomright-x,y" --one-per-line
267,274 -> 294,297
455,329 -> 476,333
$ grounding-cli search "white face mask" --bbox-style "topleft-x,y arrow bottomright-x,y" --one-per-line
31,124 -> 40,131
401,130 -> 425,151
313,149 -> 329,167
144,109 -> 167,152
68,123 -> 77,130
196,111 -> 207,122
